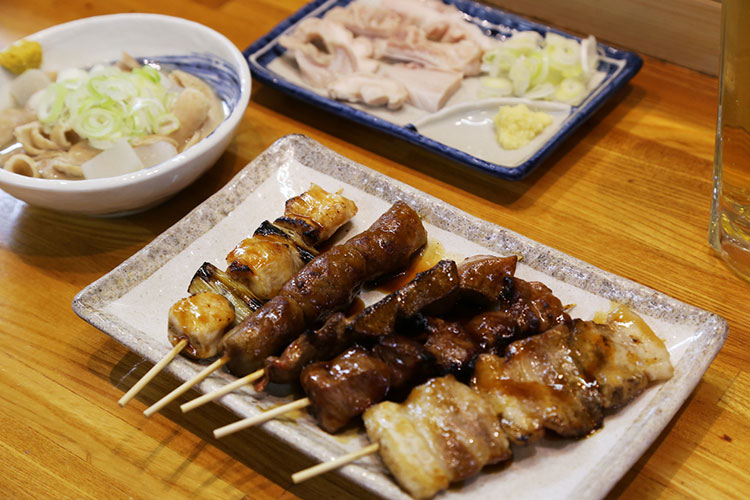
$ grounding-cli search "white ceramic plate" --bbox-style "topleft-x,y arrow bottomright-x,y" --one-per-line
73,135 -> 727,500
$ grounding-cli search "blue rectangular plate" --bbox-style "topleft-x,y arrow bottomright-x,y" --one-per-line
244,0 -> 642,180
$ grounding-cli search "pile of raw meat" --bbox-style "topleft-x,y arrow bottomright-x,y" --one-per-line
278,0 -> 497,112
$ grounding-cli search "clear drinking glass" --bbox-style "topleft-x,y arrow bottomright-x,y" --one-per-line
709,0 -> 750,282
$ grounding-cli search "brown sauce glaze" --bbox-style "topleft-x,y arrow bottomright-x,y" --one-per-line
374,240 -> 445,294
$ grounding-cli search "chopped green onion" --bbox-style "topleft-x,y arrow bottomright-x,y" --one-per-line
34,62 -> 181,149
37,83 -> 66,124
480,31 -> 601,105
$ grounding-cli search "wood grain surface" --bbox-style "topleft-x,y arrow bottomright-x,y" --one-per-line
0,1 -> 747,499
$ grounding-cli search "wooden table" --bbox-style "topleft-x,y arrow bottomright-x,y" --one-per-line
1,2 -> 747,499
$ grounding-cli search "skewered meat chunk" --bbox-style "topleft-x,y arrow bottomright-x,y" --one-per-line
168,292 -> 236,359
364,375 -> 511,500
226,230 -> 308,301
301,336 -> 433,433
569,305 -> 674,409
423,275 -> 569,374
423,317 -> 479,374
372,335 -> 435,398
262,312 -> 352,387
227,184 -> 357,300
276,183 -> 359,246
346,201 -> 428,279
281,244 -> 370,324
455,254 -> 517,304
222,201 -> 427,376
464,277 -> 570,354
348,259 -> 459,337
302,346 -> 392,433
472,306 -> 673,444
472,325 -> 603,444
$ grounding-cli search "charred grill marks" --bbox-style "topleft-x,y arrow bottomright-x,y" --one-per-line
222,201 -> 428,377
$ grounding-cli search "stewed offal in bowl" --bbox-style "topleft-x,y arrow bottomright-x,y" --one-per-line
0,14 -> 251,215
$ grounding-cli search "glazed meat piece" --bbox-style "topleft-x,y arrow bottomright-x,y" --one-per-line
464,277 -> 570,354
455,254 -> 517,304
301,336 -> 433,433
222,201 -> 427,376
302,346 -> 391,433
422,254 -> 517,314
471,325 -> 604,444
364,375 -> 511,500
372,335 -> 435,397
423,317 -> 478,375
570,305 -> 674,409
281,244 -> 370,324
261,312 -> 352,387
348,259 -> 459,337
346,201 -> 427,279
167,292 -> 236,359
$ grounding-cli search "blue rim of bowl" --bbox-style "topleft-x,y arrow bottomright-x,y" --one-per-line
244,0 -> 643,181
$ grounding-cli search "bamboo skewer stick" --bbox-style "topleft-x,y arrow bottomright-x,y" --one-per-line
143,355 -> 229,417
214,397 -> 311,439
180,368 -> 265,413
118,339 -> 188,407
292,443 -> 380,483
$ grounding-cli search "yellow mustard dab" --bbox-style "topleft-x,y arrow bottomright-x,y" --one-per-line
493,103 -> 553,150
0,39 -> 43,74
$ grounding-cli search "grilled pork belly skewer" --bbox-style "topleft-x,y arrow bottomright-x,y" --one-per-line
118,184 -> 357,408
293,305 -> 673,499
146,201 -> 426,416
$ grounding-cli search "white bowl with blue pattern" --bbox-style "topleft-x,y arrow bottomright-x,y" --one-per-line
0,13 -> 251,216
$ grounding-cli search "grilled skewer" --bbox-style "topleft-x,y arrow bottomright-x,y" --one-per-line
221,201 -> 428,377
118,184 -> 357,408
146,201 -> 427,415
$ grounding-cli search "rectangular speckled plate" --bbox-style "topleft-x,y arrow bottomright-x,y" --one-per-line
73,135 -> 726,500
244,0 -> 642,180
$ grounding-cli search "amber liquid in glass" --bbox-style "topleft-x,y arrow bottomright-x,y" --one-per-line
709,0 -> 750,281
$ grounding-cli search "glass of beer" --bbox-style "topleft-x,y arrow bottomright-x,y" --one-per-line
709,0 -> 750,282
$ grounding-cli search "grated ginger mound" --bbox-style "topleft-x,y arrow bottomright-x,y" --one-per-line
493,103 -> 553,150
0,40 -> 42,74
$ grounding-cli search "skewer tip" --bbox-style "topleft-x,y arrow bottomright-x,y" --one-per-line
117,339 -> 188,408
291,443 -> 380,484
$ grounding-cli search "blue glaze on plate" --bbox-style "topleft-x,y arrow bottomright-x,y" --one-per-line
139,53 -> 243,111
244,0 -> 643,180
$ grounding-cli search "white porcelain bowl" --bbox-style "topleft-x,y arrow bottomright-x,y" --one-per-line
0,14 -> 251,215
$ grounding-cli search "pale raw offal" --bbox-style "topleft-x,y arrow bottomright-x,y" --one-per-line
382,64 -> 462,112
328,73 -> 408,109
